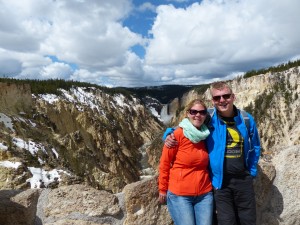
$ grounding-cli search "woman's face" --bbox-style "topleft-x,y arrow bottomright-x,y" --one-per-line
187,103 -> 207,128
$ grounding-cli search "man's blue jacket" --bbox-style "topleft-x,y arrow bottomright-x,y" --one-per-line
206,106 -> 261,189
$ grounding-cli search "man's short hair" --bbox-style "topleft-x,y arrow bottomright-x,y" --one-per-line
210,81 -> 232,95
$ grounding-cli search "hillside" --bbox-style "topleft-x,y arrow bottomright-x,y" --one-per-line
0,85 -> 164,193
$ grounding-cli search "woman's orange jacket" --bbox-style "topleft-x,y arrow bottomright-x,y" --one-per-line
159,127 -> 212,196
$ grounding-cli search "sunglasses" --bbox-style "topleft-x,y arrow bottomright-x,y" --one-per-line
212,94 -> 232,101
188,109 -> 207,116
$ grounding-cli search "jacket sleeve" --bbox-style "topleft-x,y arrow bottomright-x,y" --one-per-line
162,127 -> 176,141
248,114 -> 261,177
158,144 -> 178,195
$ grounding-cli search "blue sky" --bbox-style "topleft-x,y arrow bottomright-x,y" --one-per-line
124,0 -> 200,38
124,0 -> 201,58
0,0 -> 300,87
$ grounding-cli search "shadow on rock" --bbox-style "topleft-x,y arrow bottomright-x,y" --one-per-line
255,163 -> 283,225
0,189 -> 40,225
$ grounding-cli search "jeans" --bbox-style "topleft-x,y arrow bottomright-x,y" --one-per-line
214,175 -> 256,225
167,191 -> 213,225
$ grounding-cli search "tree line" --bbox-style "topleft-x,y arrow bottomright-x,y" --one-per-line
243,59 -> 300,78
0,78 -> 133,98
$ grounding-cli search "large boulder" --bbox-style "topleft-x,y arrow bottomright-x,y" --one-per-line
123,176 -> 172,225
35,184 -> 122,225
0,189 -> 40,225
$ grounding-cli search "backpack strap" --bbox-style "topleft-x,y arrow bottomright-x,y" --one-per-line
207,108 -> 214,117
240,110 -> 252,138
205,108 -> 251,138
204,108 -> 214,126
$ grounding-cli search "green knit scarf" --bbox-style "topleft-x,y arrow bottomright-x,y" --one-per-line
179,118 -> 210,143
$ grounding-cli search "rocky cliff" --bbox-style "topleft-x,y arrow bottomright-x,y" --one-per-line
0,82 -> 32,114
0,84 -> 163,194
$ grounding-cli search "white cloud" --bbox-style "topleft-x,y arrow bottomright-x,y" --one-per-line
137,2 -> 157,13
0,0 -> 299,87
0,0 -> 53,52
0,58 -> 22,76
71,51 -> 144,87
39,62 -> 73,80
0,0 -> 145,86
166,0 -> 189,3
144,0 -> 300,84
40,1 -> 142,69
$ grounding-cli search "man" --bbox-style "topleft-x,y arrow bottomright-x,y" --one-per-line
164,81 -> 261,225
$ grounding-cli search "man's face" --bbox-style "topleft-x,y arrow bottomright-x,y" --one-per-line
211,87 -> 235,116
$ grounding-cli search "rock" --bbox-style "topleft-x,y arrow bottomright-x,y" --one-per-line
255,145 -> 300,225
44,220 -> 107,225
0,188 -> 40,225
123,176 -> 172,225
0,82 -> 32,114
0,162 -> 32,189
36,184 -> 123,225
267,145 -> 300,225
255,161 -> 276,209
255,161 -> 277,224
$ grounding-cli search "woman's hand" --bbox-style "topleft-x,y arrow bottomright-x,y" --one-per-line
159,193 -> 167,204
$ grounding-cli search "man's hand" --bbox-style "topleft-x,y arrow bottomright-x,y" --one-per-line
165,133 -> 178,148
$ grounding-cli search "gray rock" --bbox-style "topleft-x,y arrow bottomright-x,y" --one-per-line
36,184 -> 122,225
0,188 -> 40,225
123,176 -> 172,225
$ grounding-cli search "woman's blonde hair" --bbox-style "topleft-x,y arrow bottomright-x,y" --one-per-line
178,99 -> 207,121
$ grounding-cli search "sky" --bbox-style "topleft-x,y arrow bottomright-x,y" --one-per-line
0,0 -> 300,87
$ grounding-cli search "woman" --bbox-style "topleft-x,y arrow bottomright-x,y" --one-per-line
158,99 -> 213,225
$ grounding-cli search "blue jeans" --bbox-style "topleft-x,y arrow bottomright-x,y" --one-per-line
167,191 -> 213,225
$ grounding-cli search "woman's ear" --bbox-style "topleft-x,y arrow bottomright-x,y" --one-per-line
185,111 -> 189,118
